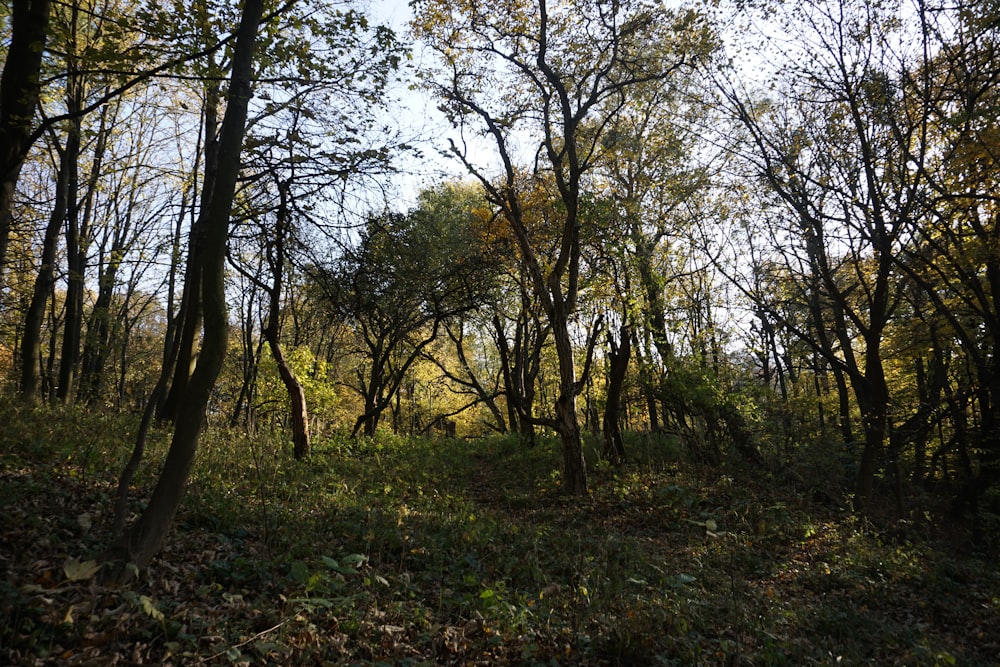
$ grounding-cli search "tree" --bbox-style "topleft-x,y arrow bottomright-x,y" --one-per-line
319,194 -> 493,436
19,141 -> 70,403
414,0 -> 708,493
889,0 -> 1000,509
0,0 -> 52,289
717,0 -> 933,510
232,175 -> 311,457
110,0 -> 265,570
410,183 -> 511,434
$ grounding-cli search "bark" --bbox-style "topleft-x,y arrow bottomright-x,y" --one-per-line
263,181 -> 309,459
157,240 -> 201,421
110,0 -> 264,571
0,0 -> 52,287
848,320 -> 892,513
20,143 -> 71,403
158,81 -> 220,422
551,305 -> 587,494
56,63 -> 91,402
493,303 -> 544,445
832,362 -> 854,445
602,325 -> 630,466
154,186 -> 191,412
265,329 -> 310,457
62,99 -> 108,401
854,384 -> 888,512
79,242 -> 122,403
351,324 -> 439,438
229,303 -> 263,430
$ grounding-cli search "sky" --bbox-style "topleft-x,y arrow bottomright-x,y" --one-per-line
364,0 -> 476,210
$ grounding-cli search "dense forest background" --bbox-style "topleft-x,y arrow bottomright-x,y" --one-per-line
2,0 -> 1000,663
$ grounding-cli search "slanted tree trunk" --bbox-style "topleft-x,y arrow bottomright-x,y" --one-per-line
262,178 -> 309,459
158,78 -> 220,423
264,326 -> 309,458
110,0 -> 264,571
21,140 -> 71,403
0,0 -> 52,288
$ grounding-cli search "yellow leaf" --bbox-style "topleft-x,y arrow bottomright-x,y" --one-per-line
64,558 -> 101,582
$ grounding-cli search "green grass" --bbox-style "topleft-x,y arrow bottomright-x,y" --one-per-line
1,402 -> 998,665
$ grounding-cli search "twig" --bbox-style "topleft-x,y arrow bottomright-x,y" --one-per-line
200,620 -> 288,662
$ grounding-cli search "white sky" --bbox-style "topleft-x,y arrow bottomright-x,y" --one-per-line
363,0 -> 476,210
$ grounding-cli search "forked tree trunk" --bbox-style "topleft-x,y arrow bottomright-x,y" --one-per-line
110,0 -> 264,571
552,308 -> 587,494
603,324 -> 630,466
158,81 -> 219,423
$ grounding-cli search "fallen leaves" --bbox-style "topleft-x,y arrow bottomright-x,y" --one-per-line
4,422 -> 1000,666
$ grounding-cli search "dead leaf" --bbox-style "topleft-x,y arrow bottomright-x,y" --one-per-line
64,558 -> 101,582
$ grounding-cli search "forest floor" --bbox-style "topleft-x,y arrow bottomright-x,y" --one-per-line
1,403 -> 999,665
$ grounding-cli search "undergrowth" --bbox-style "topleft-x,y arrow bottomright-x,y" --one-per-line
1,402 -> 998,665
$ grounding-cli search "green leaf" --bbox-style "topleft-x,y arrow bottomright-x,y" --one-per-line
341,553 -> 369,567
290,560 -> 310,584
139,595 -> 164,622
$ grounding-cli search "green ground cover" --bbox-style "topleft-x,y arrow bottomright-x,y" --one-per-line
1,403 -> 998,665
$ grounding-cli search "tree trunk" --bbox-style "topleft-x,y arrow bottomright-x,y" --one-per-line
0,0 -> 52,288
261,179 -> 309,458
157,212 -> 204,422
57,88 -> 85,403
158,81 -> 220,422
602,324 -> 630,465
111,0 -> 264,571
60,94 -> 107,403
552,306 -> 587,494
79,248 -> 121,403
852,362 -> 890,513
265,331 -> 310,458
20,143 -> 70,404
